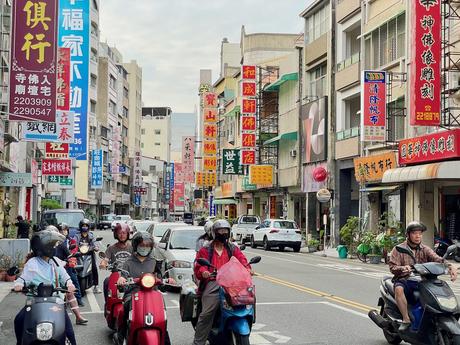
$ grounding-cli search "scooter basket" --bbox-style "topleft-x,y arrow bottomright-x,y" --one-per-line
225,285 -> 255,307
180,292 -> 199,322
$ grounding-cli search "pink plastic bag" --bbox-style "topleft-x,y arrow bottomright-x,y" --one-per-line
216,256 -> 254,306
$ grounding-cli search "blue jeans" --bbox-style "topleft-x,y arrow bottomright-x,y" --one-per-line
66,267 -> 82,302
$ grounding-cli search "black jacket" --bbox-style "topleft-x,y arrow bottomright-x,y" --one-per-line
16,220 -> 30,239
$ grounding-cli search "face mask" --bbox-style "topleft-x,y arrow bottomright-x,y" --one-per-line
137,246 -> 151,257
215,232 -> 229,243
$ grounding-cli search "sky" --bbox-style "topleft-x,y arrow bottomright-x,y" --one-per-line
99,0 -> 307,114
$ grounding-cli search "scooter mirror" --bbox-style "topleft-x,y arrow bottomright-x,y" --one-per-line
197,258 -> 212,267
98,252 -> 107,259
95,237 -> 103,242
249,256 -> 261,265
444,244 -> 458,259
240,244 -> 246,251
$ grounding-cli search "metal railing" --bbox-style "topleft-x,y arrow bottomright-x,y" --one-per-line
337,52 -> 360,72
336,126 -> 360,141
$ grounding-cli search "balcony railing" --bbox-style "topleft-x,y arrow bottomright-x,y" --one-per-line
337,52 -> 360,72
336,126 -> 360,141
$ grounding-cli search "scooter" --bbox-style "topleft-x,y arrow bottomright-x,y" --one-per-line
368,243 -> 460,345
181,255 -> 261,345
74,236 -> 102,296
113,273 -> 170,345
14,283 -> 71,345
434,238 -> 460,262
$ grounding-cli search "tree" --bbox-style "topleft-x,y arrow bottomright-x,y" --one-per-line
41,199 -> 63,210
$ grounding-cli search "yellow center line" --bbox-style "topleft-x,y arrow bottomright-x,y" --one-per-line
254,272 -> 375,313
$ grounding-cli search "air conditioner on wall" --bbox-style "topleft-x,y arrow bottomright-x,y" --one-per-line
289,149 -> 297,158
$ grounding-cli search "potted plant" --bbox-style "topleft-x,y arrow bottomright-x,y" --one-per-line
361,231 -> 382,264
0,254 -> 13,281
307,239 -> 320,253
339,216 -> 359,257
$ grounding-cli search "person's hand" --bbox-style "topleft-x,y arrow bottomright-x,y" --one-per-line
449,264 -> 458,282
14,285 -> 23,292
167,278 -> 176,285
402,265 -> 412,274
201,271 -> 211,279
67,284 -> 76,293
117,277 -> 127,286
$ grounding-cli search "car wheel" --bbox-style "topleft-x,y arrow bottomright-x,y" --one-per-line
263,237 -> 271,251
251,236 -> 257,248
238,235 -> 245,246
279,246 -> 285,252
293,244 -> 301,253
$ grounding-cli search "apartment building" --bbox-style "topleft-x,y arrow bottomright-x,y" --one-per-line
141,107 -> 172,163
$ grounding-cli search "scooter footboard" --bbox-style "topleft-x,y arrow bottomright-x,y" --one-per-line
438,316 -> 460,336
136,328 -> 161,345
227,317 -> 251,336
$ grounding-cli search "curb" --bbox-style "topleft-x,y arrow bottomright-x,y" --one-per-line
0,282 -> 13,305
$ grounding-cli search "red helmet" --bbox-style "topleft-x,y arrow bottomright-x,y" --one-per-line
113,223 -> 130,242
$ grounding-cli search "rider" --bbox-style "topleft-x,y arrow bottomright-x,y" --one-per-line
13,226 -> 85,345
389,221 -> 458,331
193,220 -> 251,345
195,220 -> 213,251
115,232 -> 174,344
55,222 -> 84,307
99,223 -> 133,301
75,218 -> 102,293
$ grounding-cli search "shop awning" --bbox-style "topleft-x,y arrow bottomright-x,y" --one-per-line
213,198 -> 237,205
382,161 -> 460,184
263,131 -> 298,146
265,72 -> 298,92
223,105 -> 240,117
360,185 -> 400,193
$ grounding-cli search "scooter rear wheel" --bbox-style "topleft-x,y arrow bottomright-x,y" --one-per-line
231,331 -> 250,345
380,306 -> 401,345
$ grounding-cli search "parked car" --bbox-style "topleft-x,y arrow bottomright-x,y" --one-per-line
251,219 -> 301,252
231,215 -> 261,245
149,222 -> 188,262
40,209 -> 85,237
131,220 -> 158,234
98,213 -> 116,230
111,215 -> 132,228
183,212 -> 193,225
156,226 -> 205,287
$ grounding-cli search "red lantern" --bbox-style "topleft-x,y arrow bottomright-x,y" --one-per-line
313,167 -> 327,182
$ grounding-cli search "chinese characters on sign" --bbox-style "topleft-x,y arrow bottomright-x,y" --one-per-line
242,99 -> 257,114
398,129 -> 460,165
203,156 -> 217,171
90,149 -> 103,189
59,0 -> 90,159
182,136 -> 195,183
249,165 -> 273,186
0,173 -> 32,187
204,141 -> 217,155
241,65 -> 257,168
241,150 -> 256,165
242,133 -> 256,148
41,158 -> 71,176
174,182 -> 185,208
222,149 -> 243,175
133,151 -> 142,187
9,0 -> 59,122
241,116 -> 256,131
201,90 -> 218,186
23,110 -> 75,143
57,47 -> 70,110
362,71 -> 386,142
242,82 -> 256,97
169,163 -> 175,212
45,142 -> 69,158
242,65 -> 256,80
195,172 -> 217,187
410,0 -> 441,126
353,152 -> 397,183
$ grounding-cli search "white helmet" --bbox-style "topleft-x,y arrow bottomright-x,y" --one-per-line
204,221 -> 214,237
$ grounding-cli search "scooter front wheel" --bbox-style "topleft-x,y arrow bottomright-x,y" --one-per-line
440,331 -> 460,345
231,331 -> 250,345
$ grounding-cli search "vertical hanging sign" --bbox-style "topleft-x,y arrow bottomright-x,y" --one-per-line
410,0 -> 441,126
361,71 -> 386,142
59,0 -> 90,160
90,149 -> 103,189
9,0 -> 59,122
57,47 -> 71,111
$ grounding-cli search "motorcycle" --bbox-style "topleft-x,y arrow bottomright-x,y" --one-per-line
113,273 -> 170,345
180,255 -> 261,345
368,243 -> 460,345
74,236 -> 102,296
14,283 -> 71,345
434,238 -> 460,262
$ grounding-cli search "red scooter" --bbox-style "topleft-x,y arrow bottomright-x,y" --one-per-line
114,273 -> 169,345
102,259 -> 124,330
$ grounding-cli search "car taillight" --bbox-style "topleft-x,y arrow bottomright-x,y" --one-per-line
140,274 -> 156,289
269,229 -> 279,233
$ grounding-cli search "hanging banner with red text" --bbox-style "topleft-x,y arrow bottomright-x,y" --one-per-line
182,136 -> 195,183
362,71 -> 386,142
409,0 -> 441,126
41,158 -> 72,176
57,47 -> 70,111
45,142 -> 69,158
9,0 -> 59,122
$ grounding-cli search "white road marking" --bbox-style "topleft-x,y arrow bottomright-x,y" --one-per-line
255,331 -> 291,343
251,323 -> 266,331
321,302 -> 368,318
250,332 -> 272,344
169,299 -> 179,307
85,290 -> 101,312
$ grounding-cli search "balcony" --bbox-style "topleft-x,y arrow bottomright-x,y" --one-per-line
337,0 -> 361,24
335,127 -> 360,159
305,33 -> 328,65
336,53 -> 360,91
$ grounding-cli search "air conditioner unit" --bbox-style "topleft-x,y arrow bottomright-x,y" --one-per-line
228,134 -> 235,145
289,149 -> 297,158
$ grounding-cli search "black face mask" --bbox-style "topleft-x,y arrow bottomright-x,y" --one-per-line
214,232 -> 229,243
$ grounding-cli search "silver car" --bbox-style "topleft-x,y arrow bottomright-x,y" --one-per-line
156,226 -> 204,287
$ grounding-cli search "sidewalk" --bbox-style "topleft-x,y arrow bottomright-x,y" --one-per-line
0,282 -> 13,304
300,246 -> 339,258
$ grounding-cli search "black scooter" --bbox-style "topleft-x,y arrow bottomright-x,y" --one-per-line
368,243 -> 460,345
74,236 -> 102,296
15,283 -> 70,345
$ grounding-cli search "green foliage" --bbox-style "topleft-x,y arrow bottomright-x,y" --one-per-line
361,231 -> 382,255
308,239 -> 320,247
339,216 -> 359,248
41,199 -> 63,210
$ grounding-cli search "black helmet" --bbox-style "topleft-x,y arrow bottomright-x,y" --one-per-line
131,231 -> 154,257
79,218 -> 91,232
406,221 -> 427,236
31,226 -> 65,257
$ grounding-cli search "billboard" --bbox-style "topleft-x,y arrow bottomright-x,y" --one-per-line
362,71 -> 386,142
301,97 -> 327,163
23,110 -> 74,143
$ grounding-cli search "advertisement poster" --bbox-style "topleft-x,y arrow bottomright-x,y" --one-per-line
362,71 -> 386,142
301,97 -> 327,163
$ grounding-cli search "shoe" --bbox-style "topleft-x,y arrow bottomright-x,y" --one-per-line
77,300 -> 85,307
399,321 -> 411,332
76,318 -> 88,325
93,286 -> 102,294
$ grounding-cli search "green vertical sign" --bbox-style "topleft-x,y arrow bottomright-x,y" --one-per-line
222,149 -> 243,175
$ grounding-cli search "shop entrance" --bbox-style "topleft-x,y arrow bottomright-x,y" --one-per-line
440,187 -> 460,241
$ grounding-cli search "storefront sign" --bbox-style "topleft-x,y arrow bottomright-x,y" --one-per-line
169,163 -> 175,211
242,99 -> 257,114
204,140 -> 217,155
203,156 -> 217,171
362,71 -> 386,142
90,149 -> 103,189
31,159 -> 38,185
174,182 -> 185,208
9,0 -> 59,122
270,196 -> 276,218
398,129 -> 460,165
0,173 -> 32,187
57,47 -> 70,111
45,142 -> 69,158
241,116 -> 256,131
203,124 -> 217,140
134,193 -> 141,207
242,82 -> 256,97
242,65 -> 256,80
133,151 -> 142,187
410,0 -> 441,126
242,133 -> 256,148
242,176 -> 257,191
301,97 -> 327,163
249,165 -> 273,185
203,108 -> 217,123
182,136 -> 195,183
241,150 -> 256,165
354,152 -> 397,182
195,172 -> 217,187
203,92 -> 218,108
41,158 -> 71,176
222,182 -> 234,198
59,176 -> 73,186
23,110 -> 75,143
59,0 -> 90,159
222,149 -> 242,175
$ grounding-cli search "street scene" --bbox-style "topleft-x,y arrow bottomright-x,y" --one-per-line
1,0 -> 460,344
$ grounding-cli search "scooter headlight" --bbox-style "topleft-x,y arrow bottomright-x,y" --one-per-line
80,245 -> 89,254
140,274 -> 156,289
437,296 -> 458,310
36,322 -> 53,341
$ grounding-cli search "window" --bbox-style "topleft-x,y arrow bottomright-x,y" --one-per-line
109,100 -> 116,114
305,4 -> 330,44
155,142 -> 161,146
308,63 -> 327,98
90,74 -> 97,88
109,74 -> 116,89
141,129 -> 145,135
154,129 -> 161,135
364,13 -> 405,69
388,97 -> 406,142
123,87 -> 129,99
122,126 -> 128,137
122,107 -> 128,118
91,22 -> 98,37
101,126 -> 108,138
345,95 -> 360,130
90,48 -> 97,63
90,101 -> 96,114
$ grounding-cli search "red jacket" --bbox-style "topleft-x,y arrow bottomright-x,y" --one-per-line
194,243 -> 249,283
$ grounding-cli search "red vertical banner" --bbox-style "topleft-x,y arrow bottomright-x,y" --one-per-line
25,188 -> 32,220
174,182 -> 185,208
410,0 -> 441,126
362,71 -> 386,142
9,0 -> 59,122
242,65 -> 256,80
270,196 -> 276,219
57,47 -> 70,111
182,136 -> 195,183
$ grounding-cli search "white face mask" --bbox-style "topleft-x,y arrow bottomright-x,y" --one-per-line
137,246 -> 151,257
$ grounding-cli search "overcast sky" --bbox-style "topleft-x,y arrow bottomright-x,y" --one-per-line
100,1 -> 307,113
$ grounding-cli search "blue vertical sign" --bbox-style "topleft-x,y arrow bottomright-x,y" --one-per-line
169,163 -> 175,211
134,193 -> 141,206
59,0 -> 90,160
90,149 -> 103,189
164,168 -> 170,202
209,195 -> 216,217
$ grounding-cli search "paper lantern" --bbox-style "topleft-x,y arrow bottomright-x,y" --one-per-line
313,166 -> 327,182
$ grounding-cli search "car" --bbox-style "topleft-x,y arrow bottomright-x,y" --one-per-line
156,226 -> 205,287
183,212 -> 193,225
131,220 -> 158,234
251,219 -> 302,252
111,215 -> 132,229
98,213 -> 116,230
40,209 -> 85,237
149,222 -> 188,262
231,215 -> 261,245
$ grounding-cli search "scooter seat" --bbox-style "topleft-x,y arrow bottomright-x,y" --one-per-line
382,276 -> 395,296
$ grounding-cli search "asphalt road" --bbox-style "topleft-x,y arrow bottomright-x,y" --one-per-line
6,230 -> 459,345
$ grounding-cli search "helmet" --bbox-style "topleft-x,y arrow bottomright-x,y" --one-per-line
113,223 -> 130,242
406,221 -> 427,236
58,222 -> 69,232
204,221 -> 214,237
131,231 -> 154,257
31,226 -> 65,257
79,218 -> 91,232
211,220 -> 231,240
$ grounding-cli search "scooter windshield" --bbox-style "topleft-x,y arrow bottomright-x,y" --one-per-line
414,262 -> 446,276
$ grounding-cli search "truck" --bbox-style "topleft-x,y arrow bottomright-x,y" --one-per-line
231,215 -> 261,245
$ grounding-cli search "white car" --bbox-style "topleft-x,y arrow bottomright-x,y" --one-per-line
251,219 -> 302,252
148,222 -> 188,260
231,215 -> 261,245
131,220 -> 158,234
111,215 -> 132,229
156,226 -> 205,287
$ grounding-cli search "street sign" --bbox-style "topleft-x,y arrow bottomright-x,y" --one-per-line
134,193 -> 141,206
0,173 -> 32,187
41,158 -> 72,176
59,176 -> 73,186
45,142 -> 69,158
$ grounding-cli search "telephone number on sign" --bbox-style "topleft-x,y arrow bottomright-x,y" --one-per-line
13,97 -> 52,106
13,106 -> 52,116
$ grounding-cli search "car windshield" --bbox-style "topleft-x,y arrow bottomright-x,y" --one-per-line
101,215 -> 115,221
134,222 -> 153,232
241,216 -> 258,223
169,229 -> 204,249
43,212 -> 84,228
154,223 -> 184,237
115,215 -> 131,220
273,221 -> 297,229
